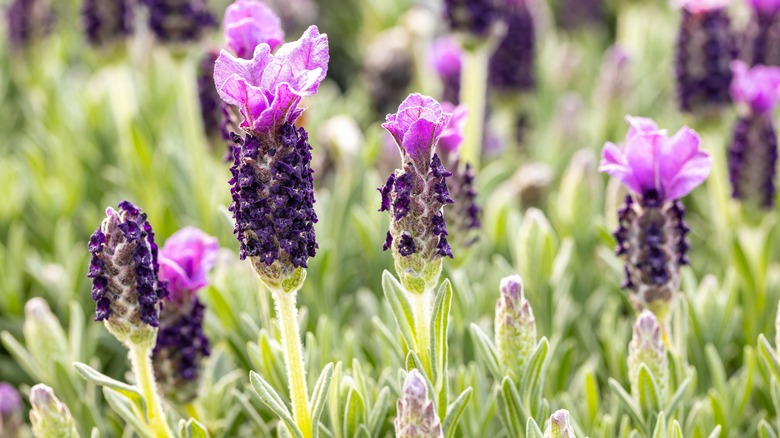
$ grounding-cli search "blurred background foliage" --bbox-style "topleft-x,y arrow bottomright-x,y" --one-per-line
2,0 -> 780,436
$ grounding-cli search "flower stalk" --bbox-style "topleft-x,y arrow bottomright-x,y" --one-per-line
129,343 -> 173,438
459,44 -> 489,169
412,292 -> 433,374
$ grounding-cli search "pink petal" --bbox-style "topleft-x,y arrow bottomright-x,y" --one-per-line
224,0 -> 285,58
659,126 -> 701,185
625,115 -> 660,141
664,151 -> 712,200
267,26 -> 329,95
599,142 -> 642,194
625,131 -> 663,194
402,117 -> 439,161
252,82 -> 303,132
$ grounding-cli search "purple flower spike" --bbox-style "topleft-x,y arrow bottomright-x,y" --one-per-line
488,0 -> 536,92
82,0 -> 134,47
6,0 -> 55,50
214,25 -> 329,137
600,116 -> 712,203
158,227 -> 219,302
730,60 -> 780,115
224,0 -> 285,59
444,0 -> 501,37
748,0 -> 780,15
382,93 -> 453,167
140,0 -> 216,44
742,0 -> 780,66
87,201 -> 168,346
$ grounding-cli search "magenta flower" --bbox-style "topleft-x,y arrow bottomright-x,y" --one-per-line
747,0 -> 780,15
731,60 -> 780,115
438,102 -> 467,154
224,0 -> 285,59
600,116 -> 712,202
214,25 -> 329,136
382,94 -> 453,165
159,227 -> 219,301
431,36 -> 462,84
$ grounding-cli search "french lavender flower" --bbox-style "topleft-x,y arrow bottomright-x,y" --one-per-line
431,35 -> 463,104
438,102 -> 480,244
394,370 -> 443,438
6,0 -> 55,50
29,384 -> 78,438
81,0 -> 134,47
674,0 -> 736,113
0,383 -> 22,438
224,0 -> 285,60
214,26 -> 328,292
494,275 -> 536,377
140,0 -> 216,44
488,0 -> 535,92
198,50 -> 226,143
87,201 -> 168,346
443,0 -> 501,38
543,410 -> 576,438
378,94 -> 454,294
627,310 -> 669,403
727,60 -> 780,207
153,227 -> 218,403
599,117 -> 712,320
742,0 -> 780,66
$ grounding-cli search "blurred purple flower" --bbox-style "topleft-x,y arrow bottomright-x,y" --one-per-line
224,0 -> 285,59
488,0 -> 535,92
438,102 -> 467,155
600,116 -> 712,202
82,0 -> 134,47
159,227 -> 218,301
140,0 -> 216,44
6,0 -> 55,50
431,36 -> 462,103
747,0 -> 780,15
0,382 -> 22,438
444,0 -> 501,37
730,60 -> 780,114
214,25 -> 329,136
673,0 -> 731,13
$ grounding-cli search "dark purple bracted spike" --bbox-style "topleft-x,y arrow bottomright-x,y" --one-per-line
443,0 -> 501,37
82,0 -> 134,47
139,0 -> 216,44
728,115 -> 778,208
489,0 -> 535,92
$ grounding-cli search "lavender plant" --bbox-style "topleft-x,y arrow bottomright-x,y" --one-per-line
742,0 -> 780,66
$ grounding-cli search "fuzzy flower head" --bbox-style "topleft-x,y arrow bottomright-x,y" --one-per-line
379,94 -> 455,293
672,0 -> 731,12
544,410 -> 576,438
600,116 -> 712,204
214,25 -> 329,136
747,0 -> 780,15
437,102 -> 468,156
495,275 -> 536,376
224,0 -> 285,59
159,227 -> 219,301
730,60 -> 780,115
395,370 -> 443,438
628,310 -> 669,402
88,201 -> 168,346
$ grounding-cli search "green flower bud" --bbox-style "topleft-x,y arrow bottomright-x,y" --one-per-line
29,384 -> 79,438
544,409 -> 576,438
23,298 -> 68,371
628,310 -> 668,403
394,369 -> 443,438
495,275 -> 537,377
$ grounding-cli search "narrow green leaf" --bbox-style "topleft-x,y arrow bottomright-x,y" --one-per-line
707,425 -> 723,438
443,387 -> 472,438
525,417 -> 545,438
430,279 -> 452,419
652,411 -> 667,438
249,371 -> 303,438
68,301 -> 84,362
608,378 -> 645,432
343,387 -> 365,438
73,362 -> 148,419
381,270 -> 417,351
759,335 -> 780,383
520,337 -> 549,413
637,365 -> 661,415
1,331 -> 41,380
499,376 -> 525,436
178,418 -> 210,438
670,420 -> 683,438
328,363 -> 343,438
367,387 -> 391,437
468,324 -> 501,381
102,388 -> 152,438
663,378 -> 690,418
585,371 -> 600,422
311,363 -> 335,438
231,389 -> 272,434
90,428 -> 100,438
759,420 -> 779,438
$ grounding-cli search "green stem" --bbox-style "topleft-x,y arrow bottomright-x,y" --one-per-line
411,292 -> 432,376
129,343 -> 173,438
274,291 -> 312,438
459,43 -> 490,170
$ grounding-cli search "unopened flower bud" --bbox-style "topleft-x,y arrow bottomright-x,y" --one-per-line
87,201 -> 168,347
29,384 -> 78,438
544,409 -> 576,438
628,311 -> 669,403
495,275 -> 536,376
23,298 -> 68,369
394,370 -> 443,438
0,383 -> 22,438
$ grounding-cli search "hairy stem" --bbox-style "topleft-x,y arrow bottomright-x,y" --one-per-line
129,343 -> 173,438
275,291 -> 312,438
412,292 -> 432,376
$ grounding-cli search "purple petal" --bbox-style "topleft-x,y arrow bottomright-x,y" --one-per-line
747,0 -> 780,14
252,82 -> 303,132
158,227 -> 219,299
662,127 -> 712,199
599,142 -> 642,194
438,102 -> 467,154
625,116 -> 660,141
402,117 -> 439,161
263,26 -> 329,95
224,0 -> 285,59
625,131 -> 663,195
431,36 -> 462,80
730,60 -> 780,115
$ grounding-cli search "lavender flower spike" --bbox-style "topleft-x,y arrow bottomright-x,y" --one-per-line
224,0 -> 285,59
627,310 -> 669,403
214,25 -> 329,137
82,0 -> 134,47
140,0 -> 216,44
394,370 -> 443,438
742,0 -> 780,66
443,0 -> 501,38
728,60 -> 780,207
488,0 -> 536,92
216,26 -> 328,292
600,117 -> 711,319
379,94 -> 454,294
153,227 -> 216,403
431,36 -> 462,103
87,201 -> 168,346
674,0 -> 736,113
0,383 -> 22,438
